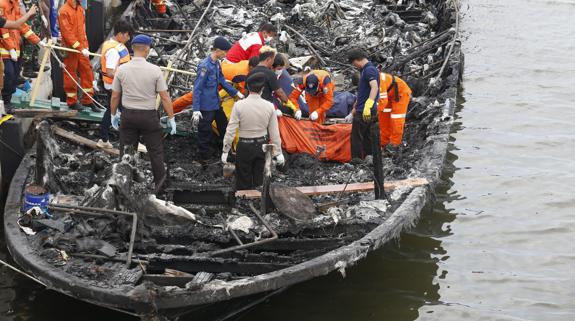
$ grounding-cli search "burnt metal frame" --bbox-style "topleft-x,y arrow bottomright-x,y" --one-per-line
47,204 -> 138,268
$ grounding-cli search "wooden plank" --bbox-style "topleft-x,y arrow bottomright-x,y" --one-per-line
147,256 -> 291,275
30,39 -> 53,106
235,177 -> 429,199
53,126 -> 120,156
12,109 -> 78,118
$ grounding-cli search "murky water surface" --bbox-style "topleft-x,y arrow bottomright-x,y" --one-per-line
2,0 -> 574,320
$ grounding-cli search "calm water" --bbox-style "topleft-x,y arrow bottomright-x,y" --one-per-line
2,0 -> 575,320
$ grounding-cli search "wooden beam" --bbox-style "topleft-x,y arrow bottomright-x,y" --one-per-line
12,109 -> 78,119
53,126 -> 120,156
235,177 -> 429,199
30,39 -> 53,107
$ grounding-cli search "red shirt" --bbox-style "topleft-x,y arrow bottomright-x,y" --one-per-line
226,32 -> 265,63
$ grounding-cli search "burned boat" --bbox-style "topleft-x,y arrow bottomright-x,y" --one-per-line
3,0 -> 463,319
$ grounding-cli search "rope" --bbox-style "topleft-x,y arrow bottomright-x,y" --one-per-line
48,49 -> 108,110
0,258 -> 47,286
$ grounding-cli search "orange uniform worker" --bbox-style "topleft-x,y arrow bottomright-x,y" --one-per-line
289,69 -> 334,124
377,72 -> 412,147
0,0 -> 41,107
58,0 -> 97,111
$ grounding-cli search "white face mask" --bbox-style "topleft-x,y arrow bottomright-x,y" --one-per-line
265,36 -> 273,43
274,69 -> 283,76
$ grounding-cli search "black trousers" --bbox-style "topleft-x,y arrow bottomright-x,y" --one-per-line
197,109 -> 228,159
2,59 -> 20,106
351,111 -> 380,159
236,139 -> 266,190
100,89 -> 122,141
120,108 -> 166,188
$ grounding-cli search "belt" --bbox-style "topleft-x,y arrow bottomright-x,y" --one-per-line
238,136 -> 268,143
122,108 -> 157,113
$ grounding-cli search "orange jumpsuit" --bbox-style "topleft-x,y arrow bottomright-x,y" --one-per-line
151,0 -> 166,14
0,0 -> 40,59
289,69 -> 334,124
378,72 -> 412,146
58,0 -> 94,106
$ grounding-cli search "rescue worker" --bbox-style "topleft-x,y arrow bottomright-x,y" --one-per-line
289,69 -> 334,124
58,0 -> 97,111
347,48 -> 380,160
151,0 -> 166,16
170,57 -> 259,114
221,72 -> 284,190
0,3 -> 37,111
97,19 -> 133,149
0,0 -> 41,108
110,35 -> 176,191
247,47 -> 299,118
226,23 -> 277,63
377,71 -> 412,150
271,53 -> 301,116
192,36 -> 244,161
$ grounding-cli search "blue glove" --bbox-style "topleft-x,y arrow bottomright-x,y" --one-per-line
168,117 -> 176,135
111,112 -> 121,130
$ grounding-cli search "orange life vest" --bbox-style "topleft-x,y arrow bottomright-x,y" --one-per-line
101,39 -> 131,85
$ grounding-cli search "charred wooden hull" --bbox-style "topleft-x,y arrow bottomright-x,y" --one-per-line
3,43 -> 462,318
3,0 -> 464,317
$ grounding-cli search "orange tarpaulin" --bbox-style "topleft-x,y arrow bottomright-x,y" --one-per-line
278,117 -> 352,163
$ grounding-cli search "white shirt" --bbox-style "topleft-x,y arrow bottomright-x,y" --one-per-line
103,45 -> 120,90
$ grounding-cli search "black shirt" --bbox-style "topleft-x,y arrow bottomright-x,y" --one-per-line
0,17 -> 6,28
247,65 -> 279,103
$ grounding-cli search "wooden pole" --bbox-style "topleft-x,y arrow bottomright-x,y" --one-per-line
30,39 -> 53,107
156,60 -> 173,109
261,144 -> 274,214
45,44 -> 195,76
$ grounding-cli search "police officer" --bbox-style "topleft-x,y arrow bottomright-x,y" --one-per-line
347,48 -> 380,160
192,36 -> 244,161
221,72 -> 284,190
110,35 -> 176,191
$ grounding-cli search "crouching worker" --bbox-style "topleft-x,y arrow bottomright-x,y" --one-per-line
110,35 -> 176,191
378,71 -> 412,151
289,69 -> 334,124
221,73 -> 284,190
192,36 -> 244,161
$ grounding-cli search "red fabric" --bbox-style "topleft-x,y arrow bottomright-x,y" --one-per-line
151,0 -> 166,14
278,117 -> 351,163
226,32 -> 264,63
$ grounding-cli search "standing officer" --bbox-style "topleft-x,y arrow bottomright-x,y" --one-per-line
58,0 -> 97,111
192,36 -> 244,161
221,72 -> 284,190
97,19 -> 133,149
110,35 -> 176,191
0,0 -> 41,108
347,48 -> 380,160
289,69 -> 334,124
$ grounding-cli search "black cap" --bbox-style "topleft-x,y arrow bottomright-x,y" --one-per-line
246,72 -> 267,92
305,74 -> 319,94
213,36 -> 232,51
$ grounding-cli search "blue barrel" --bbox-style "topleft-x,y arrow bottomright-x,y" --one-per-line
23,185 -> 50,214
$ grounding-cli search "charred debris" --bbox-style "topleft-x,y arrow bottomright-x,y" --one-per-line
20,0 -> 460,290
